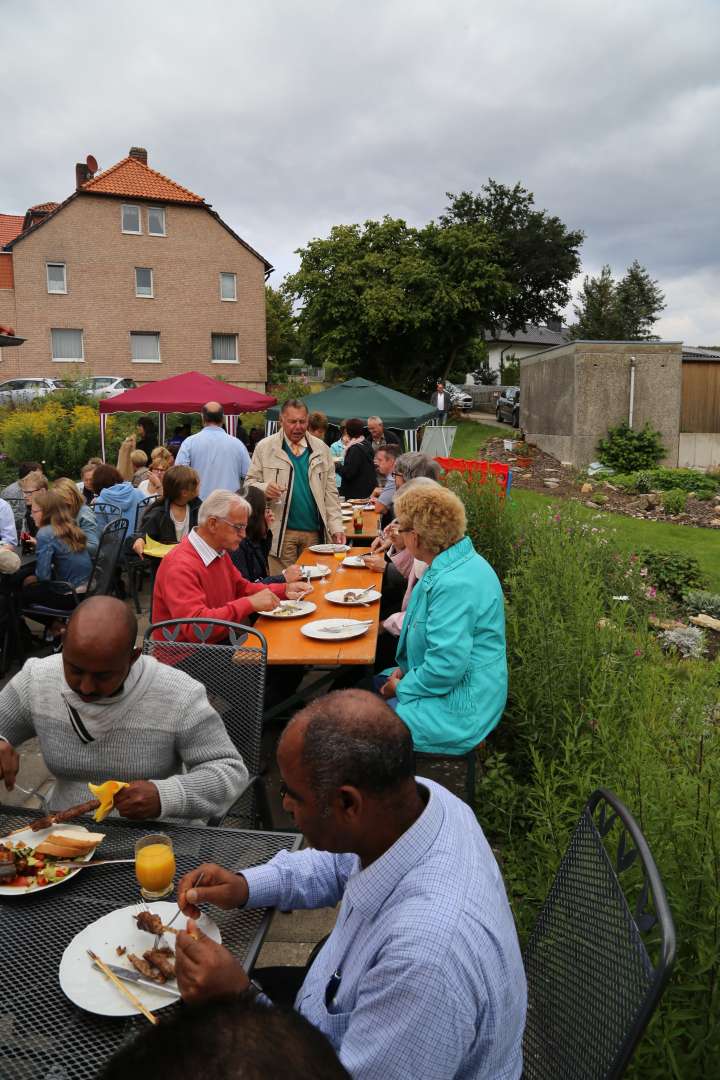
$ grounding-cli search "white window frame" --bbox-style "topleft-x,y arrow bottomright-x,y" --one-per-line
219,272 -> 237,301
135,267 -> 154,298
147,206 -> 166,236
46,262 -> 67,294
51,328 -> 84,362
130,331 -> 161,364
211,332 -> 239,364
121,204 -> 142,234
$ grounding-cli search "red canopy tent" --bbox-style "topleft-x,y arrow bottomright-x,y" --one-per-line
98,370 -> 277,459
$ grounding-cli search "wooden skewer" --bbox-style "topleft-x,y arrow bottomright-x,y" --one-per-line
87,949 -> 159,1024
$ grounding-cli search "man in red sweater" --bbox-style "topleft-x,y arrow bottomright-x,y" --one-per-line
152,490 -> 311,643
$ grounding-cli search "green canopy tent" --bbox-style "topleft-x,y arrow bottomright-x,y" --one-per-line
266,377 -> 438,450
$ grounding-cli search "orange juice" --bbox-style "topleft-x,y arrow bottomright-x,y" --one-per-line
135,841 -> 175,898
333,549 -> 345,561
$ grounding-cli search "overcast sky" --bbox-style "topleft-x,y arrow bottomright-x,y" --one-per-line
2,0 -> 718,343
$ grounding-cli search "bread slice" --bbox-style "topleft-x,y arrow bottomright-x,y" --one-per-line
34,830 -> 104,858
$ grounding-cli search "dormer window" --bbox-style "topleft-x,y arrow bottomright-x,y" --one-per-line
122,204 -> 141,234
148,207 -> 166,235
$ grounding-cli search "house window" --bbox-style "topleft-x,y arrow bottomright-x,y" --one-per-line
211,333 -> 238,363
147,207 -> 166,236
46,262 -> 67,294
220,272 -> 236,301
51,328 -> 84,361
135,267 -> 153,298
122,204 -> 142,233
130,331 -> 161,363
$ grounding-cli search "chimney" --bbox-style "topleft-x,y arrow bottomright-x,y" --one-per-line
546,317 -> 563,333
75,162 -> 91,189
129,146 -> 148,165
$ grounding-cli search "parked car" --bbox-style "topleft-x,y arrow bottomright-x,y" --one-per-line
0,377 -> 65,405
84,376 -> 137,398
445,380 -> 473,411
496,386 -> 520,427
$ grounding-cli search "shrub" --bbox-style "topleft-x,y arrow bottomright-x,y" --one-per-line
639,549 -> 706,599
0,401 -> 117,478
661,488 -> 687,515
683,589 -> 720,619
597,421 -> 666,472
659,625 -> 706,658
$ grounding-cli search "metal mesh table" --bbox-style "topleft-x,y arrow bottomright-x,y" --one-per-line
0,808 -> 301,1080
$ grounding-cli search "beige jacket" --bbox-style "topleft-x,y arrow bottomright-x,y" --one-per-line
246,431 -> 344,558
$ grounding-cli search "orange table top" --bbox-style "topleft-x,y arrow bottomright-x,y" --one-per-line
260,546 -> 383,666
345,508 -> 382,542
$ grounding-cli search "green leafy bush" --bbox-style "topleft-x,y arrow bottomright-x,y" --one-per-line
661,488 -> 687,515
445,471 -> 519,586
0,400 -> 118,479
597,421 -> 666,472
610,467 -> 718,499
683,589 -> 720,619
639,549 -> 706,599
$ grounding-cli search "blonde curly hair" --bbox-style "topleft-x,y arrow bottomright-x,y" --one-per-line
393,483 -> 466,555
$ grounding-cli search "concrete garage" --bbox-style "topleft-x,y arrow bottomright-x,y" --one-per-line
520,340 -> 720,469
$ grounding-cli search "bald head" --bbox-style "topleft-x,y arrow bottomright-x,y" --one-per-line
62,599 -> 139,701
202,402 -> 224,425
282,690 -> 415,801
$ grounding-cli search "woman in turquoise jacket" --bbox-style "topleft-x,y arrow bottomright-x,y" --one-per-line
380,483 -> 507,754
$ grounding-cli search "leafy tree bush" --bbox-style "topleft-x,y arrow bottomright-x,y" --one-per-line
661,488 -> 687,515
0,400 -> 117,478
597,421 -> 665,472
683,589 -> 720,619
639,549 -> 706,599
613,468 -> 718,498
445,471 -> 518,585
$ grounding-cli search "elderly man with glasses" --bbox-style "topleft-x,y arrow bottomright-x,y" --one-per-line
152,490 -> 311,644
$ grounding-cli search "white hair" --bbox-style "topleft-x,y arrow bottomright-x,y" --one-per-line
367,415 -> 383,426
197,490 -> 250,525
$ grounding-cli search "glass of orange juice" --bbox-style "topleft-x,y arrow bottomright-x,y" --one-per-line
135,834 -> 176,900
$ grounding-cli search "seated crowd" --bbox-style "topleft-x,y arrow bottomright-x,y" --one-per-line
0,398 -> 523,1077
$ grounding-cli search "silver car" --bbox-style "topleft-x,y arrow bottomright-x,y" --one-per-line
0,377 -> 65,405
445,380 -> 473,411
84,376 -> 137,398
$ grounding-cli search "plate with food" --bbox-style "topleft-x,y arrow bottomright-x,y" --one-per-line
299,564 -> 332,580
0,824 -> 104,895
258,600 -> 317,619
301,618 -> 372,641
326,588 -> 381,606
308,543 -> 350,554
59,901 -> 221,1017
341,554 -> 369,568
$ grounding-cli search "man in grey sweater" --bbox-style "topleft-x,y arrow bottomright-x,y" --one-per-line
0,598 -> 247,822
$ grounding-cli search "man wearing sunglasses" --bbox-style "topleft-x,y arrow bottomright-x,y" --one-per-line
152,489 -> 311,645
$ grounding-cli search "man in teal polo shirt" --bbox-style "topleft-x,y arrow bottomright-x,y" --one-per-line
247,401 -> 345,570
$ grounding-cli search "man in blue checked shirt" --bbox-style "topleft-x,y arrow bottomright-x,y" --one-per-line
175,690 -> 527,1080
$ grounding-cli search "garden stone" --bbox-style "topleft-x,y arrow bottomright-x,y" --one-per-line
580,482 -> 593,494
689,614 -> 720,633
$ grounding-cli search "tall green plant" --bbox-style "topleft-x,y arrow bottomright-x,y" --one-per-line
445,471 -> 519,585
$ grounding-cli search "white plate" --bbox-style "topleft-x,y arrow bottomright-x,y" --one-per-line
258,600 -> 317,619
59,901 -> 221,1017
326,589 -> 381,605
300,564 -> 332,579
340,502 -> 353,509
342,555 -> 368,568
0,824 -> 96,897
361,504 -> 375,511
301,618 -> 371,641
308,543 -> 349,554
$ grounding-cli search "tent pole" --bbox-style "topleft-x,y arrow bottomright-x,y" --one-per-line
100,414 -> 106,462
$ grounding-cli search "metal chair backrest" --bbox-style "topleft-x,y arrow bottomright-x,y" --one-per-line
522,788 -> 676,1080
134,495 -> 156,533
142,618 -> 267,827
5,495 -> 26,534
86,518 -> 128,597
93,501 -> 122,531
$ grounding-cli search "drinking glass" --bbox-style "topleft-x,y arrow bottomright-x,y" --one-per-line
135,833 -> 176,900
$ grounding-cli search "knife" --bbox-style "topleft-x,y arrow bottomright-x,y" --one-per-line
103,962 -> 181,998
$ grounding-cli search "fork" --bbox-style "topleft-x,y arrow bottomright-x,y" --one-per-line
12,785 -> 50,816
145,871 -> 205,948
321,620 -> 374,633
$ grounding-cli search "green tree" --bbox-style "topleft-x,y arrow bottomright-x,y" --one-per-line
265,283 -> 298,379
569,260 -> 665,340
285,182 -> 583,390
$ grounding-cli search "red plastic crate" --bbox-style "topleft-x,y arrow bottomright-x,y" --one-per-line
435,458 -> 512,494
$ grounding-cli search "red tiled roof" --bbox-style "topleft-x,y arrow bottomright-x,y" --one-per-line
81,156 -> 205,204
28,202 -> 59,213
0,214 -> 24,247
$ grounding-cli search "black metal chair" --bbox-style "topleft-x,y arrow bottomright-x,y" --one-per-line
92,501 -> 122,532
20,518 -> 129,623
126,496 -> 158,613
143,618 -> 269,828
522,788 -> 676,1080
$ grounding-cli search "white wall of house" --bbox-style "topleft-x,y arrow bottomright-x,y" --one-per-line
678,434 -> 720,469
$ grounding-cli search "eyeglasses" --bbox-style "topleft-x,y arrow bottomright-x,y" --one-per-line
22,487 -> 43,495
218,518 -> 247,534
396,526 -> 415,533
391,472 -> 404,479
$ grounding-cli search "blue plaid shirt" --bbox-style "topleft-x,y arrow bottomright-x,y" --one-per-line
243,779 -> 526,1079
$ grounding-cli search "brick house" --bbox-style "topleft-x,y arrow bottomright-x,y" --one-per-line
0,147 -> 272,390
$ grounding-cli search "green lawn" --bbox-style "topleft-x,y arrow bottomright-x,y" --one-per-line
449,418 -> 500,458
510,488 -> 720,591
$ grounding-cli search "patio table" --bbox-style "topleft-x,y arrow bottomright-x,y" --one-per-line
346,507 -> 381,543
0,806 -> 301,1079
262,546 -> 383,667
